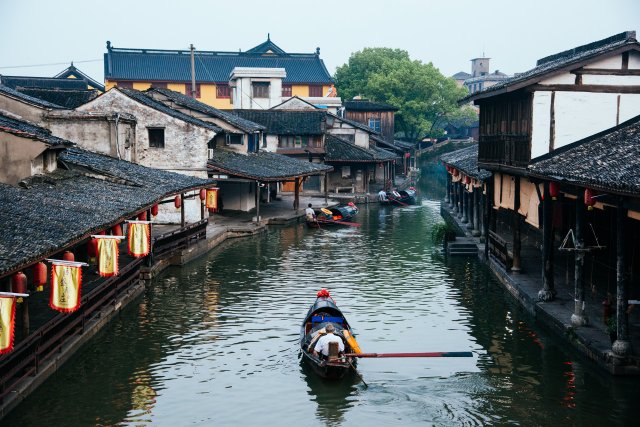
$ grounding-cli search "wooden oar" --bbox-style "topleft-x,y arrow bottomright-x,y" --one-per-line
388,197 -> 409,207
344,351 -> 473,358
348,360 -> 368,388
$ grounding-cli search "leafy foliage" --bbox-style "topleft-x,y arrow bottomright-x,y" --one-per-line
335,48 -> 471,140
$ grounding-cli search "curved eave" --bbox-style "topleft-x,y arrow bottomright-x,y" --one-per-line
207,162 -> 332,182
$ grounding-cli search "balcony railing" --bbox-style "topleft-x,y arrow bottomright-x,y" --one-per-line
478,135 -> 531,168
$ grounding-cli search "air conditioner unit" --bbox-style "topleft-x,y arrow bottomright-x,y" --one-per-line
208,148 -> 214,159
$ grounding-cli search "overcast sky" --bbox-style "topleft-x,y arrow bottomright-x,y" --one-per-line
1,0 -> 638,82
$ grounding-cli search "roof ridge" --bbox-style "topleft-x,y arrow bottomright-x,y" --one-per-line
536,31 -> 636,66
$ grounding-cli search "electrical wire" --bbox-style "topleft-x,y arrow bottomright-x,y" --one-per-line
0,59 -> 102,70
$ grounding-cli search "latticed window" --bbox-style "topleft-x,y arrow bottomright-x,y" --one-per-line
185,83 -> 201,98
308,85 -> 323,97
216,84 -> 230,98
282,84 -> 292,97
368,118 -> 381,133
253,82 -> 270,98
148,128 -> 165,148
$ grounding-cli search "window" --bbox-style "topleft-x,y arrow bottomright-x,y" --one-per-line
282,84 -> 292,97
308,85 -> 323,97
216,84 -> 230,98
368,118 -> 381,133
253,82 -> 270,98
117,81 -> 133,89
185,83 -> 201,98
341,166 -> 351,178
226,134 -> 243,145
151,82 -> 167,89
279,136 -> 308,148
148,128 -> 165,148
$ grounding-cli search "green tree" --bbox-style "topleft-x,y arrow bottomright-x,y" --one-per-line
335,48 -> 469,141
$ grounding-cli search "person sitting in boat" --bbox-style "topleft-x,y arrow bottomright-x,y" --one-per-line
313,323 -> 344,358
305,203 -> 316,220
378,189 -> 387,201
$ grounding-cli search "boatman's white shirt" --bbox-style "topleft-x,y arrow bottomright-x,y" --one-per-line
314,332 -> 345,356
305,207 -> 315,219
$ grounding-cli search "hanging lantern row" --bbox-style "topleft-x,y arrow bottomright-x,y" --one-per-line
138,211 -> 148,221
200,188 -> 207,201
549,182 -> 560,200
33,262 -> 47,292
10,272 -> 27,303
151,204 -> 159,216
584,188 -> 597,210
464,176 -> 471,185
175,195 -> 182,209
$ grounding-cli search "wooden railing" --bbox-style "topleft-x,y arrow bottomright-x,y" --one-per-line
0,258 -> 143,403
478,135 -> 531,168
488,230 -> 512,271
152,219 -> 207,260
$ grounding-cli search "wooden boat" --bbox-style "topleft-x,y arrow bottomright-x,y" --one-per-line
378,189 -> 416,206
306,203 -> 359,228
300,290 -> 359,379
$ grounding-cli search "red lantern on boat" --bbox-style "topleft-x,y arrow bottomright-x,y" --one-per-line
200,189 -> 206,201
138,211 -> 148,221
584,188 -> 597,210
11,272 -> 27,302
549,182 -> 560,200
33,262 -> 47,292
63,251 -> 75,262
174,195 -> 182,209
112,223 -> 123,236
317,289 -> 331,298
151,204 -> 159,217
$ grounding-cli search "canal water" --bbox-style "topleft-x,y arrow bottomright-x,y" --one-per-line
3,163 -> 638,426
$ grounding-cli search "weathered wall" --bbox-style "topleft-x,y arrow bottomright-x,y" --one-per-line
0,94 -> 47,124
0,134 -> 48,185
218,181 -> 255,211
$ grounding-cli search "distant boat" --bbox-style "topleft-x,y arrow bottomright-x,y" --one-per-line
300,290 -> 360,379
306,203 -> 359,228
378,189 -> 416,206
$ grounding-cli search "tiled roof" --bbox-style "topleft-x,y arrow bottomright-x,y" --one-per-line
0,112 -> 73,146
245,38 -> 286,55
118,88 -> 223,132
53,64 -> 106,92
440,144 -> 491,181
104,41 -> 333,84
343,100 -> 399,112
148,88 -> 264,133
371,135 -> 404,154
1,75 -> 87,90
0,147 -> 213,275
324,134 -> 395,163
528,114 -> 640,196
452,71 -> 472,80
207,149 -> 332,181
16,88 -> 99,109
0,84 -> 66,109
330,113 -> 380,135
231,110 -> 326,135
461,31 -> 638,103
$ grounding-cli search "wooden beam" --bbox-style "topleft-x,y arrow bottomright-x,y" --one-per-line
572,67 -> 640,76
622,52 -> 629,70
549,91 -> 555,152
528,84 -> 640,93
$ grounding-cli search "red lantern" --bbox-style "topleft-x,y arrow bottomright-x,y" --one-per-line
453,169 -> 459,177
549,182 -> 560,200
199,189 -> 206,201
151,204 -> 159,217
112,223 -> 123,236
98,230 -> 106,235
11,272 -> 27,302
87,238 -> 98,258
174,195 -> 182,209
63,251 -> 75,262
33,262 -> 47,292
138,211 -> 148,221
464,176 -> 471,185
584,188 -> 596,210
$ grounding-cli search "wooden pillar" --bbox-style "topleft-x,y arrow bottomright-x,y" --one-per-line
324,173 -> 328,206
21,298 -> 29,337
462,187 -> 469,224
200,192 -> 205,221
538,182 -> 555,301
146,207 -> 153,268
512,177 -> 522,272
445,172 -> 451,204
255,181 -> 260,223
180,193 -> 185,228
466,188 -> 474,229
485,179 -> 493,259
613,199 -> 630,358
472,188 -> 481,237
571,195 -> 588,326
457,183 -> 463,218
294,177 -> 300,210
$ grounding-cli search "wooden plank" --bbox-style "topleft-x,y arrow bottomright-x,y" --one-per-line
549,91 -> 555,152
528,84 -> 640,93
573,68 -> 640,76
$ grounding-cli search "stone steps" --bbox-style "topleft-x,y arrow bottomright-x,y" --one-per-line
447,239 -> 479,256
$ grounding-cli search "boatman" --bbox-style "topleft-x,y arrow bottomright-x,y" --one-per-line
313,323 -> 344,358
378,189 -> 387,201
305,203 -> 316,220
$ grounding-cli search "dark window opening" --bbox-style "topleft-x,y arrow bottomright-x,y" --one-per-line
216,84 -> 230,98
282,84 -> 292,97
309,85 -> 323,97
227,134 -> 243,145
117,81 -> 133,89
148,128 -> 165,148
253,82 -> 270,98
185,83 -> 201,98
368,118 -> 381,133
151,82 -> 167,89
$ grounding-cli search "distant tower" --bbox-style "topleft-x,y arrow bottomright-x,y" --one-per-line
471,58 -> 490,77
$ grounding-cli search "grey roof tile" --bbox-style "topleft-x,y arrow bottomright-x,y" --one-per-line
440,144 -> 491,181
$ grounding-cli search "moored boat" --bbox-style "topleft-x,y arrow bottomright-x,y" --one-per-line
378,188 -> 416,206
305,203 -> 359,228
300,290 -> 359,379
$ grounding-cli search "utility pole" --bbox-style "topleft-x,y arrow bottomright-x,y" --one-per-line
190,44 -> 197,98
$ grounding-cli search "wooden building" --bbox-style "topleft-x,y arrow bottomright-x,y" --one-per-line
343,99 -> 399,143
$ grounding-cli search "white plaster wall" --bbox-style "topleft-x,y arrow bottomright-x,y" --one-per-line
583,55 -> 622,69
619,94 -> 640,123
629,51 -> 640,69
154,192 -> 205,224
554,92 -> 617,150
78,90 -> 213,177
540,72 -> 575,85
582,75 -> 640,85
218,181 -> 255,211
354,130 -> 369,148
530,92 -> 552,158
262,134 -> 279,152
232,77 -> 282,110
